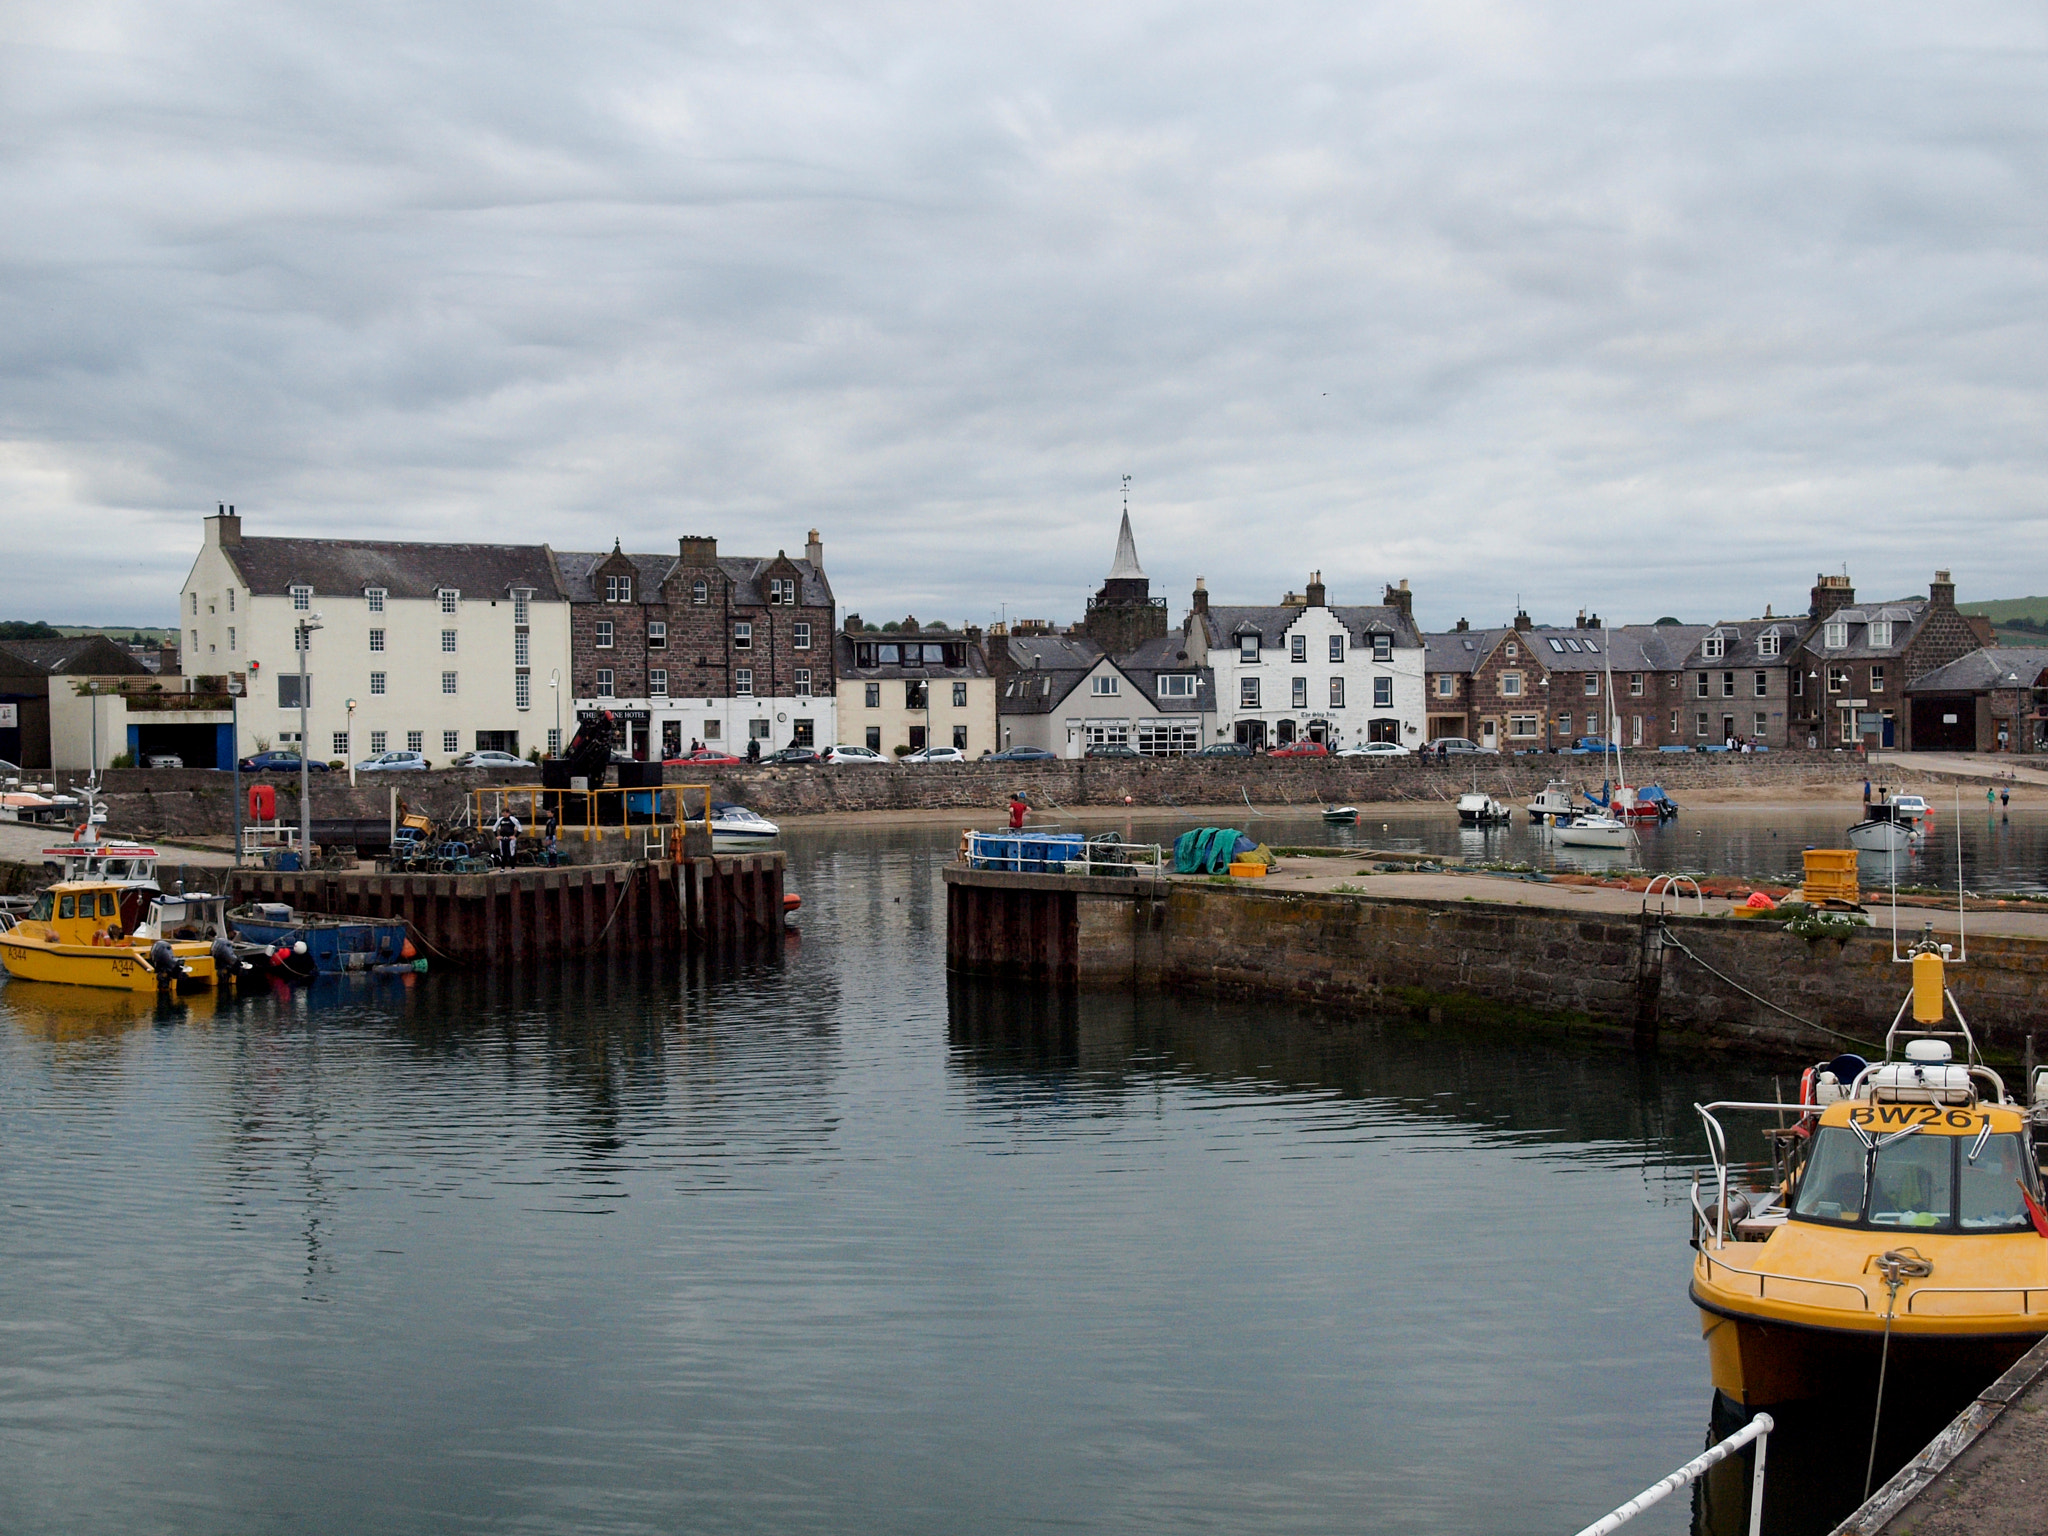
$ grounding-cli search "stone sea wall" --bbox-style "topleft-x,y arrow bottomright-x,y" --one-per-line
72,751 -> 1885,839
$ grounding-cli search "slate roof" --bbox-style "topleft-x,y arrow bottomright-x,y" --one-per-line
1196,604 -> 1423,651
1804,600 -> 1929,661
1110,632 -> 1213,712
1905,648 -> 2048,694
835,631 -> 990,680
0,637 -> 151,675
1673,618 -> 1806,669
1423,624 -> 1715,677
223,538 -> 567,602
554,551 -> 835,608
1423,629 -> 1512,676
998,634 -> 1099,716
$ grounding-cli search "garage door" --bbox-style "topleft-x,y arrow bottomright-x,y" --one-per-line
1910,695 -> 1977,752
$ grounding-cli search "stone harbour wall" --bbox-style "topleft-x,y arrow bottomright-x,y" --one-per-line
75,750 -> 1887,839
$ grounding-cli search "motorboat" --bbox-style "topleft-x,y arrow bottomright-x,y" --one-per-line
1552,811 -> 1633,849
1583,779 -> 1679,821
0,880 -> 217,991
40,836 -> 161,888
1890,794 -> 1931,824
1690,938 -> 2048,1417
1848,803 -> 1918,853
709,801 -> 781,849
1526,780 -> 1576,825
1,790 -> 61,824
1455,792 -> 1511,826
229,902 -> 413,976
1321,805 -> 1359,824
131,892 -> 272,979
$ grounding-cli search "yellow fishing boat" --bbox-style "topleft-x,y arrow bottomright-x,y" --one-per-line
0,880 -> 217,992
1690,939 -> 2048,1416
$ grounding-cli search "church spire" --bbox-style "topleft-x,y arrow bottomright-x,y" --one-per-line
1107,478 -> 1144,580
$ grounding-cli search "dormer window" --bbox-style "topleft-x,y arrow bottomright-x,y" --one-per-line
291,585 -> 312,611
1868,620 -> 1892,648
1239,636 -> 1258,663
1702,633 -> 1725,660
1372,634 -> 1392,663
606,575 -> 632,603
366,588 -> 385,613
438,588 -> 458,615
768,576 -> 797,606
1823,620 -> 1847,649
1758,631 -> 1779,658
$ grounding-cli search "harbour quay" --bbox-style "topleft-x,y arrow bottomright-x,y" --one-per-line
945,858 -> 2048,1055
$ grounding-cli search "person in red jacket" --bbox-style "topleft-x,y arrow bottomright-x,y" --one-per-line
1008,792 -> 1028,830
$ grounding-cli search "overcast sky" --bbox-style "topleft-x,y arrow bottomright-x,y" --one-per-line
4,1 -> 2045,632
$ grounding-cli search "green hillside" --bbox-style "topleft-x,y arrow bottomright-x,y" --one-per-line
1958,597 -> 2048,648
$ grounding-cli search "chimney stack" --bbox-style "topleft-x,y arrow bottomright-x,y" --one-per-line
1191,575 -> 1209,615
806,528 -> 824,568
1810,572 -> 1855,621
208,503 -> 242,547
1305,570 -> 1326,608
1514,609 -> 1533,633
1929,569 -> 1955,610
679,535 -> 718,565
1383,580 -> 1413,620
1455,617 -> 1470,633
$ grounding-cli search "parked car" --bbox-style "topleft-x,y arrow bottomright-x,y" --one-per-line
1196,742 -> 1253,758
356,750 -> 432,772
987,745 -> 1057,762
822,744 -> 889,765
1083,743 -> 1141,760
450,750 -> 527,769
1422,737 -> 1496,757
238,750 -> 329,773
1335,741 -> 1410,757
1269,740 -> 1328,758
143,753 -> 184,769
903,745 -> 967,764
664,749 -> 744,766
765,745 -> 822,765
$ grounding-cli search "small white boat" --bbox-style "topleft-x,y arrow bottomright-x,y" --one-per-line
1847,808 -> 1916,853
1888,794 -> 1930,823
709,802 -> 781,849
1553,812 -> 1634,849
1456,792 -> 1511,826
1,791 -> 59,823
1321,805 -> 1359,824
1526,780 -> 1576,824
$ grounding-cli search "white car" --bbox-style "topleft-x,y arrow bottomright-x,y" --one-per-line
1336,742 -> 1411,757
822,744 -> 889,765
902,746 -> 966,764
453,750 -> 527,768
356,750 -> 432,772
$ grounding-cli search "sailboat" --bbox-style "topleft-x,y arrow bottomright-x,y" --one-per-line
1553,629 -> 1636,851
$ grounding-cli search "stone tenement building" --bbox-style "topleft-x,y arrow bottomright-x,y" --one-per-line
557,532 -> 837,759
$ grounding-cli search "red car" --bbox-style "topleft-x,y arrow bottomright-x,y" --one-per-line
663,749 -> 745,767
1268,741 -> 1329,758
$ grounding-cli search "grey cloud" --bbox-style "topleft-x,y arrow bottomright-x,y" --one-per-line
2,1 -> 2044,628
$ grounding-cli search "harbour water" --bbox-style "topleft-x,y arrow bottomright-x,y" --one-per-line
0,817 -> 1992,1534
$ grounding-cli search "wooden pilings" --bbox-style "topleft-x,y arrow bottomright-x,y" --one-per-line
945,868 -> 1082,986
227,851 -> 784,967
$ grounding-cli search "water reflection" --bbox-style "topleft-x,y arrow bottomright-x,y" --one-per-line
0,815 -> 1997,1535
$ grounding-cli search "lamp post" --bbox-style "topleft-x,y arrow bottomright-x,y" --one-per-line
346,698 -> 358,786
296,613 -> 323,860
230,674 -> 243,867
550,669 -> 560,755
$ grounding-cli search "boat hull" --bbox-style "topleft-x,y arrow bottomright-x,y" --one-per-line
711,828 -> 780,850
1695,1292 -> 2041,1408
1553,819 -> 1632,848
0,936 -> 216,992
1847,820 -> 1915,853
230,917 -> 410,974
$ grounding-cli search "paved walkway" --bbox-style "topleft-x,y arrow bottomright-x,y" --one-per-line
1180,861 -> 2048,942
0,821 -> 235,869
1870,750 -> 2048,787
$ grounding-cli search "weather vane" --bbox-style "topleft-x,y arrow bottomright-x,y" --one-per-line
1121,474 -> 1131,516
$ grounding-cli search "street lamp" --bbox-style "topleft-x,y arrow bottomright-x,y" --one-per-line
296,612 -> 323,861
346,697 -> 358,786
550,669 -> 560,755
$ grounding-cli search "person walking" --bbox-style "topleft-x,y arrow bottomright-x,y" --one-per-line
2000,786 -> 2011,812
495,809 -> 521,867
1988,787 -> 1998,810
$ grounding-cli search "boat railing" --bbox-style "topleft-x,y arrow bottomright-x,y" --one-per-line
1694,1101 -> 1813,1245
1644,874 -> 1704,916
1692,1247 -> 1872,1310
1568,1411 -> 1773,1536
470,784 -> 715,848
1904,1285 -> 2048,1316
961,829 -> 1168,879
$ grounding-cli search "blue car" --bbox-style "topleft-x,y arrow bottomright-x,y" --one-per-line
238,750 -> 329,773
987,746 -> 1057,761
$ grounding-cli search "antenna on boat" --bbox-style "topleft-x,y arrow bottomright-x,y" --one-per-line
1954,783 -> 1967,964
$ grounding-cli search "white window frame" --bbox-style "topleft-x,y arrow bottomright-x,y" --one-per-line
647,621 -> 666,650
595,669 -> 614,697
795,668 -> 812,697
649,668 -> 668,696
1372,634 -> 1392,663
1500,672 -> 1522,698
734,622 -> 752,651
366,588 -> 385,613
441,671 -> 458,695
370,671 -> 386,695
291,585 -> 311,611
408,731 -> 424,753
1239,636 -> 1258,663
1583,674 -> 1599,696
1330,677 -> 1345,708
1823,620 -> 1847,649
441,629 -> 457,654
515,673 -> 531,710
735,667 -> 754,696
439,589 -> 458,615
369,629 -> 385,653
1754,671 -> 1769,698
1508,714 -> 1538,739
1758,632 -> 1779,658
594,621 -> 613,649
370,730 -> 387,753
793,622 -> 811,650
1702,633 -> 1725,660
1091,675 -> 1119,696
442,731 -> 459,754
1869,621 -> 1892,649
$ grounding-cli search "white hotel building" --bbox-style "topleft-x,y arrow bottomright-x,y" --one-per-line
178,509 -> 573,763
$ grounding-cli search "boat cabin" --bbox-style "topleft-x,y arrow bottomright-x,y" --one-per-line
9,882 -> 151,947
131,893 -> 234,945
41,841 -> 160,887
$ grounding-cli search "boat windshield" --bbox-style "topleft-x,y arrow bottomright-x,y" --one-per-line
25,892 -> 54,922
1794,1125 -> 2031,1232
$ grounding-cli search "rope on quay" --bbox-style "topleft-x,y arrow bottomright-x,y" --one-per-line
1655,922 -> 1882,1053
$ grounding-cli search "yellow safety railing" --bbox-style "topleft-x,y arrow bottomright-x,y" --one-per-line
469,782 -> 714,857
